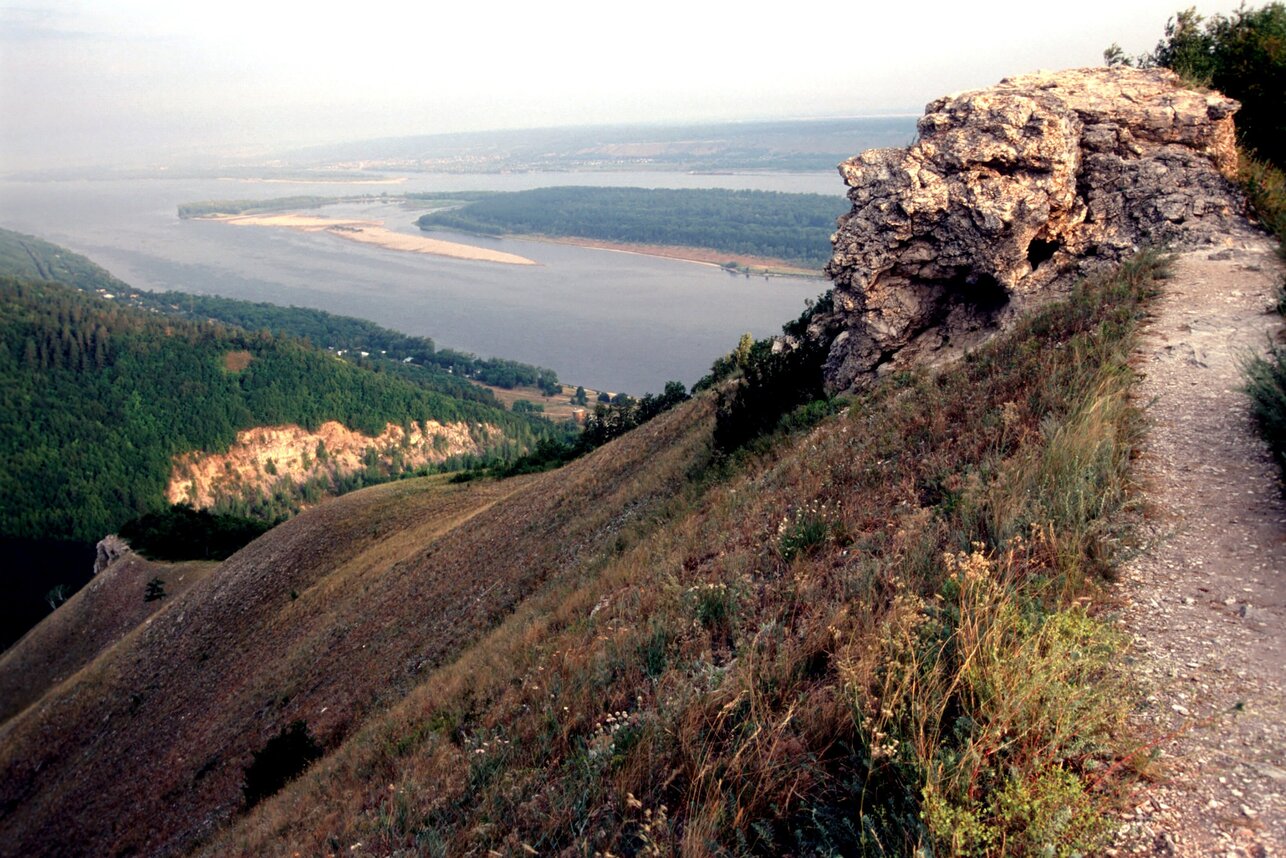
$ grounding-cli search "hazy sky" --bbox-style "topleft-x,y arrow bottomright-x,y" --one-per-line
0,0 -> 1252,170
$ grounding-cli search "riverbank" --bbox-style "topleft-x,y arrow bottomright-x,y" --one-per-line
205,213 -> 537,265
524,234 -> 823,277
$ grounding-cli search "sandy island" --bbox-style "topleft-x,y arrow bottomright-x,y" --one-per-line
208,213 -> 537,266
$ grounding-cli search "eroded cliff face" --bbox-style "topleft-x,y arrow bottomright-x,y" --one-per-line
817,67 -> 1252,389
167,419 -> 496,509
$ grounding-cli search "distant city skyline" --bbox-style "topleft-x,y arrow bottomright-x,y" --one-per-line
0,0 -> 1253,171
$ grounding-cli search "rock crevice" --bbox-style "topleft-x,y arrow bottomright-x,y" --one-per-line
817,67 -> 1250,389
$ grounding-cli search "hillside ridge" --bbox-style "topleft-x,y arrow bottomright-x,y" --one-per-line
2,66 -> 1279,856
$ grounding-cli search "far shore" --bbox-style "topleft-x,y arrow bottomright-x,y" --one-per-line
203,213 -> 537,266
199,207 -> 822,275
515,234 -> 823,278
216,176 -> 408,185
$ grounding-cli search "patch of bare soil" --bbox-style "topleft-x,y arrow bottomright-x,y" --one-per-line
1113,238 -> 1286,857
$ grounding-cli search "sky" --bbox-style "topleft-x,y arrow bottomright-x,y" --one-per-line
0,0 -> 1253,171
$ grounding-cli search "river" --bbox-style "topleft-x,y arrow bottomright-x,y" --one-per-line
0,170 -> 843,393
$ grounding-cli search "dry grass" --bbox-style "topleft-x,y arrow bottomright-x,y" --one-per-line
189,253 -> 1167,856
0,402 -> 709,858
1238,151 -> 1286,482
0,555 -> 218,724
475,382 -> 595,421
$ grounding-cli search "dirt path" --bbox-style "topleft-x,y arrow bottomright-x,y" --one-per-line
1113,235 -> 1286,857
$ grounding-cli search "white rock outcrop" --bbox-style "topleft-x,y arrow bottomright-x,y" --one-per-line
818,67 -> 1249,389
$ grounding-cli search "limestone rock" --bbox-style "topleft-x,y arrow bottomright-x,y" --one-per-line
818,67 -> 1249,390
93,534 -> 131,575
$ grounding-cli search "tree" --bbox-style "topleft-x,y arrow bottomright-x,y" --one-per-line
1113,4 -> 1286,165
144,577 -> 166,602
45,584 -> 69,611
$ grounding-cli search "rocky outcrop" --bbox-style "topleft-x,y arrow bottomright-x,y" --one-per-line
817,67 -> 1251,389
168,419 -> 497,510
93,534 -> 131,575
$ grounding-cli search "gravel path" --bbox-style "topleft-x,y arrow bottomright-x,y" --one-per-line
1112,236 -> 1286,857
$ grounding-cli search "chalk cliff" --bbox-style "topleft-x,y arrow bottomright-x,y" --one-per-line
817,67 -> 1251,389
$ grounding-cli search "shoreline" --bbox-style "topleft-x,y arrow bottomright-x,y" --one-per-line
215,176 -> 408,185
503,233 -> 823,278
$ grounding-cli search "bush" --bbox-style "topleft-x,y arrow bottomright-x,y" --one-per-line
776,501 -> 836,561
712,337 -> 829,453
242,720 -> 323,809
1245,337 -> 1286,477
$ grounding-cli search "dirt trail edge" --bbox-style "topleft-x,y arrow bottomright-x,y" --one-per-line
1113,236 -> 1286,857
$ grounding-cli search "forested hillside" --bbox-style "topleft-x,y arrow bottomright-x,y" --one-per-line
142,291 -> 562,393
0,227 -> 134,294
415,186 -> 849,267
0,276 -> 554,541
0,227 -> 561,394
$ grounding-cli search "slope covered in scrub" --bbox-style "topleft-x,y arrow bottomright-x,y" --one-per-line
189,253 -> 1169,856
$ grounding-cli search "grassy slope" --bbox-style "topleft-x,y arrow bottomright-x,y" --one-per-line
0,396 -> 712,857
192,254 -> 1167,856
1239,154 -> 1286,478
0,554 -> 218,723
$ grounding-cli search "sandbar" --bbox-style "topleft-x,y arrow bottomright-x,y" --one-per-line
207,213 -> 536,266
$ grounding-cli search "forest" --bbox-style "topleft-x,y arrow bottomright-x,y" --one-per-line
0,276 -> 557,542
176,197 -> 344,218
414,186 -> 849,267
138,290 -> 562,393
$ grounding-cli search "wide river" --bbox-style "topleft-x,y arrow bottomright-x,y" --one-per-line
0,170 -> 846,393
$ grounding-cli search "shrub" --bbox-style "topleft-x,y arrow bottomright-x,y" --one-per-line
143,577 -> 166,602
776,500 -> 837,561
712,337 -> 829,453
242,720 -> 323,809
1245,338 -> 1286,477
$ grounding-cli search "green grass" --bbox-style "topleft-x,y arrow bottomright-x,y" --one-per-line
1241,154 -> 1286,251
1238,153 -> 1286,484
